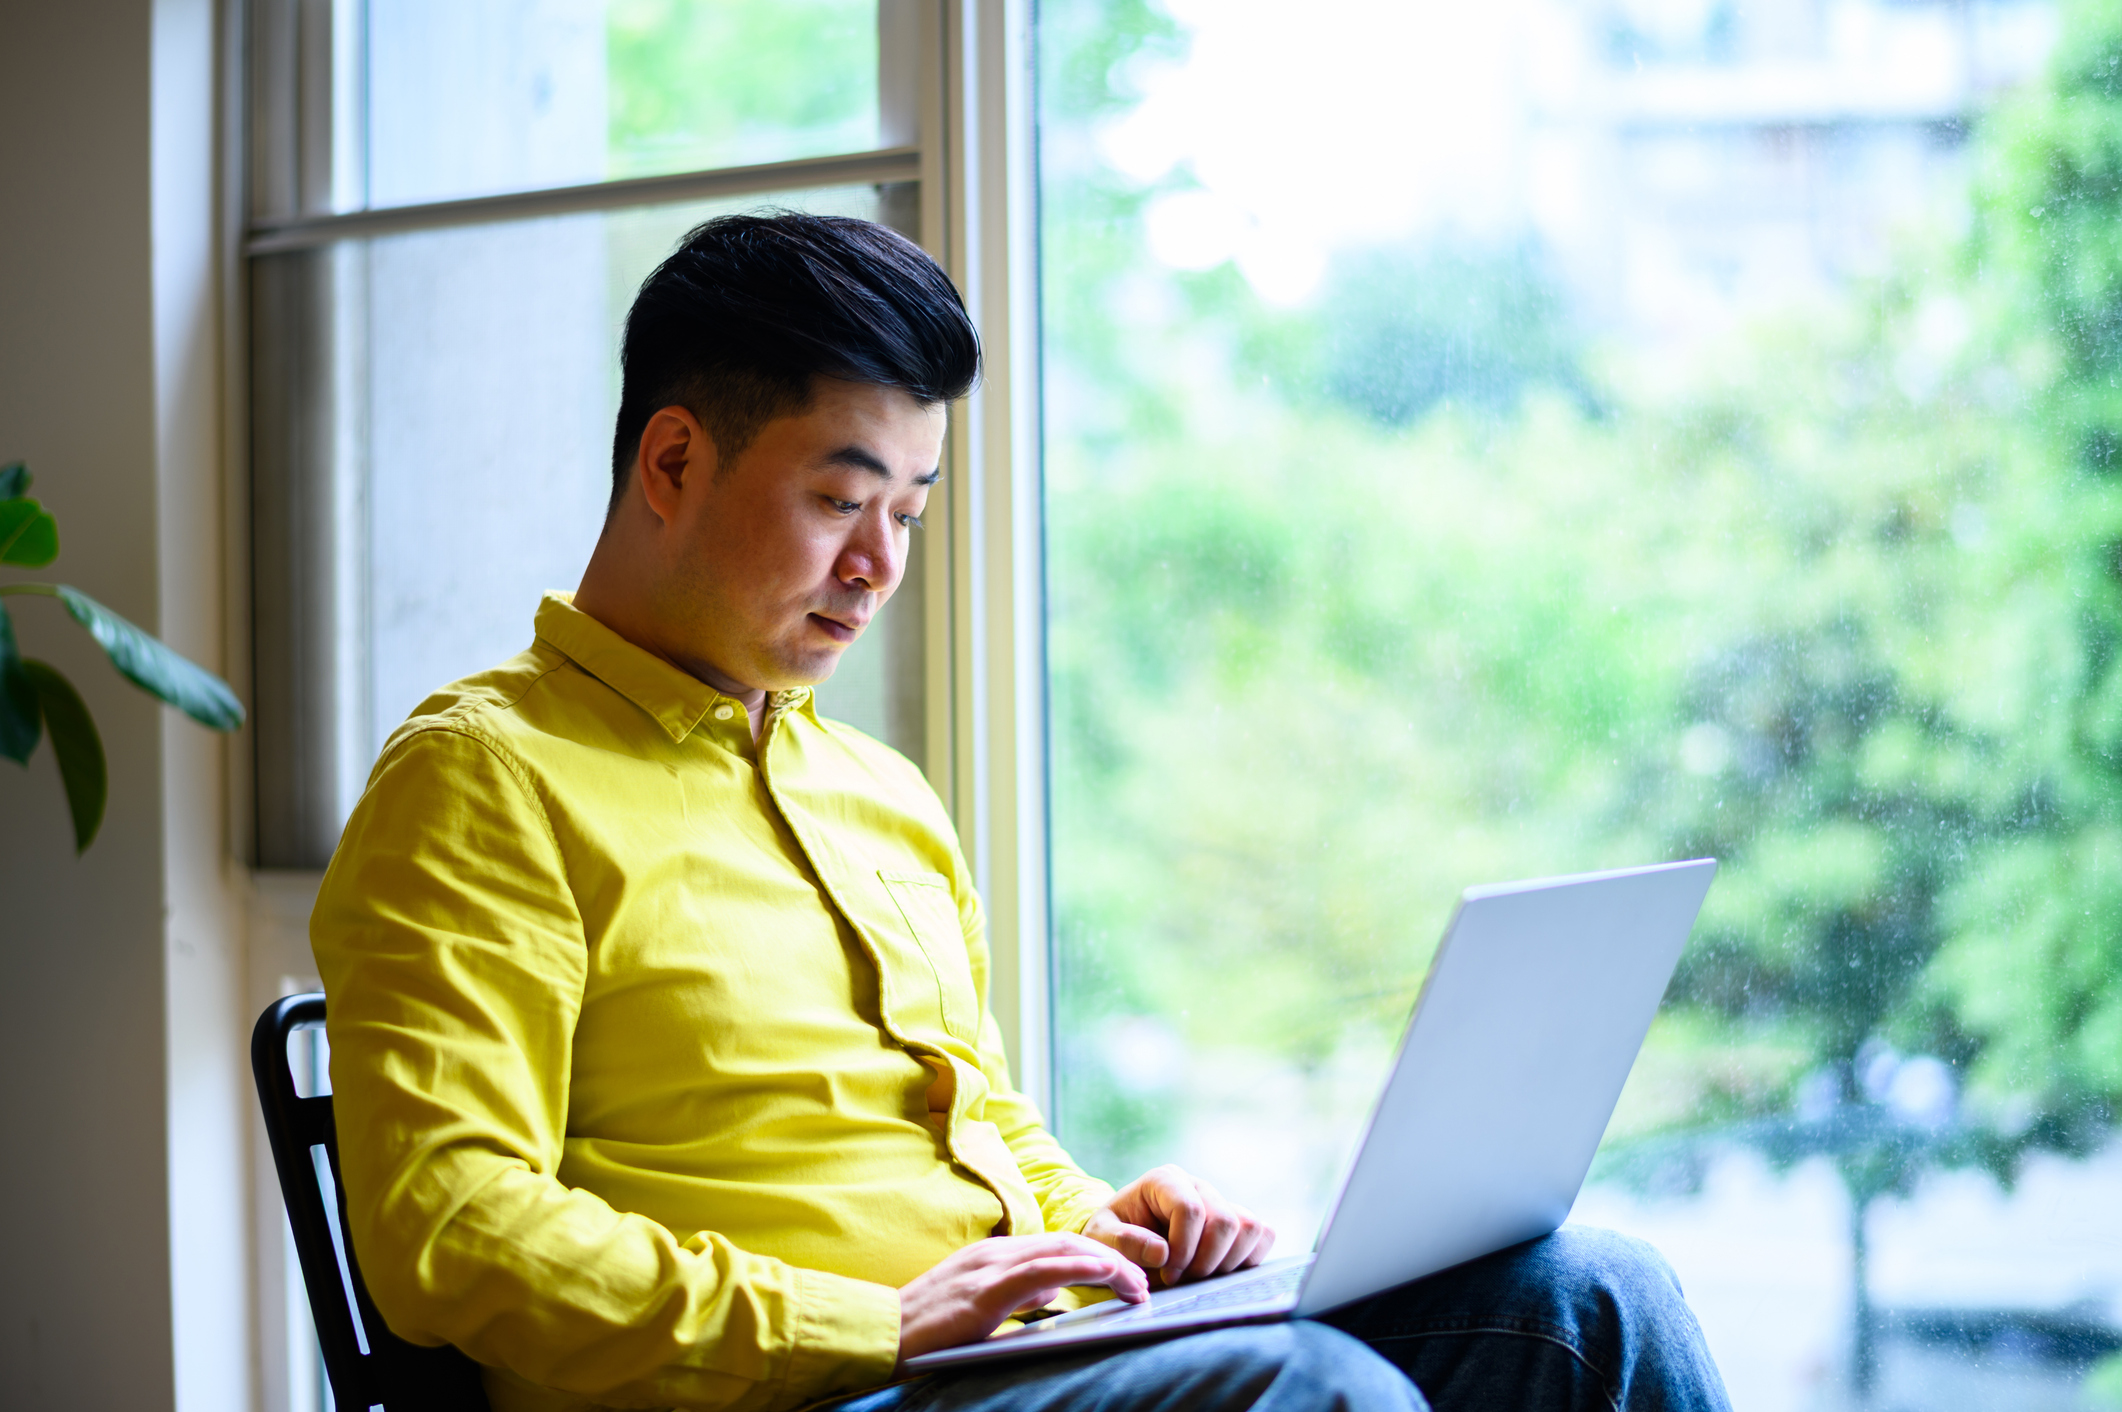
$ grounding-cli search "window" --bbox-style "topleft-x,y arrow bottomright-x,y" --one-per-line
236,2 -> 2122,1409
1036,1 -> 2122,1407
247,0 -> 925,869
361,1 -> 885,208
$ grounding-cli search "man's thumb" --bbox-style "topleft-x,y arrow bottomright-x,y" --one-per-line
1089,1214 -> 1169,1272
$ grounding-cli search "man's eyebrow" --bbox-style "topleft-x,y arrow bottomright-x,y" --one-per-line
822,445 -> 894,478
821,445 -> 943,487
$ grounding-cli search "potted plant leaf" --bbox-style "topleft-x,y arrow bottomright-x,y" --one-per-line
0,461 -> 244,851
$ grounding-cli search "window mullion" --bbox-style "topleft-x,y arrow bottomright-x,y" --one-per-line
245,146 -> 923,255
926,0 -> 1050,1113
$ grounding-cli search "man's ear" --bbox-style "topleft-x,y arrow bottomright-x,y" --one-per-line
634,406 -> 718,526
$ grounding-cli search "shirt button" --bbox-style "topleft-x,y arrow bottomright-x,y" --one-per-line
713,703 -> 736,721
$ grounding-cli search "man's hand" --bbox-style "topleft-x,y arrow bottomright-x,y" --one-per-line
1082,1165 -> 1276,1288
895,1233 -> 1148,1369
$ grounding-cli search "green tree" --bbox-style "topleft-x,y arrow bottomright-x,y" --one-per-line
605,0 -> 877,178
1036,10 -> 2122,1396
1598,10 -> 2122,1379
1921,0 -> 2122,1162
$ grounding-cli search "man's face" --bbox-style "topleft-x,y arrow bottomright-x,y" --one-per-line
656,378 -> 945,693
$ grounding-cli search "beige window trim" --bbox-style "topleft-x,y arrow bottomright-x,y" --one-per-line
911,0 -> 1051,1116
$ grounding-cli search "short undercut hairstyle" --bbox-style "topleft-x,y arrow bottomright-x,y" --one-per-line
609,211 -> 981,510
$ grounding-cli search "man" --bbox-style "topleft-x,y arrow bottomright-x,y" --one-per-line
314,213 -> 1731,1412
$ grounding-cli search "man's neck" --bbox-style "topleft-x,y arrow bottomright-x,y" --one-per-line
677,657 -> 770,741
573,564 -> 771,741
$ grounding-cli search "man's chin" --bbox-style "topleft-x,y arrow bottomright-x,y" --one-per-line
766,642 -> 851,691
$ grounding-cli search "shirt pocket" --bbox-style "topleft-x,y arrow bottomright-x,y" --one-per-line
878,870 -> 980,1044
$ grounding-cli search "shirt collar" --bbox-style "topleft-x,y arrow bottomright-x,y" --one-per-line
532,591 -> 731,743
770,687 -> 823,729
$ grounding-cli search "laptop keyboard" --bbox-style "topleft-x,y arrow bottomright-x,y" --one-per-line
1148,1260 -> 1307,1319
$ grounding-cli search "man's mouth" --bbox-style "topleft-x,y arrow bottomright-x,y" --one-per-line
808,612 -> 866,644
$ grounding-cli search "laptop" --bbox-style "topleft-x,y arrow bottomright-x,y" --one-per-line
903,857 -> 1717,1373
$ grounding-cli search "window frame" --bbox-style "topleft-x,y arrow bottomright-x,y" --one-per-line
236,5 -> 1050,1405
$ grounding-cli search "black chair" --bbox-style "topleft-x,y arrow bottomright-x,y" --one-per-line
252,993 -> 492,1412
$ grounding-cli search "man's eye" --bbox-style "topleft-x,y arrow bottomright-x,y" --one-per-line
898,512 -> 924,530
827,497 -> 860,514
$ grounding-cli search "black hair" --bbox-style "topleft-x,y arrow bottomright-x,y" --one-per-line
609,211 -> 980,509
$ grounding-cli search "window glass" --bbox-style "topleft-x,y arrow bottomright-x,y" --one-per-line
363,0 -> 881,209
1037,1 -> 2122,1406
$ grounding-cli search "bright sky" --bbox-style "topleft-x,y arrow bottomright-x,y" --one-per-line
1100,0 -> 1576,304
1092,0 -> 2044,325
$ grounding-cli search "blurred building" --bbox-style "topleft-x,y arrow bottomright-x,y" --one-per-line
1528,0 -> 2059,349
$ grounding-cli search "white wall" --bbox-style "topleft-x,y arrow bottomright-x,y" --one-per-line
0,2 -> 251,1408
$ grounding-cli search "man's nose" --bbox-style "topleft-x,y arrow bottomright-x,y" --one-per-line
839,512 -> 903,594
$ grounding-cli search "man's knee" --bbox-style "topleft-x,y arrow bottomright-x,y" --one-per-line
1521,1225 -> 1689,1320
1481,1224 -> 1712,1381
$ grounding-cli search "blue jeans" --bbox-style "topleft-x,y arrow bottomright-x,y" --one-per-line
823,1227 -> 1731,1412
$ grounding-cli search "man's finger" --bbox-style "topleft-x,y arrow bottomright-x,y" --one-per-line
1185,1205 -> 1241,1280
984,1253 -> 1148,1310
1214,1209 -> 1272,1275
1086,1213 -> 1171,1272
1053,1231 -> 1147,1277
973,1232 -> 1124,1268
1149,1178 -> 1207,1284
1185,1181 -> 1258,1277
987,1233 -> 1147,1279
1245,1217 -> 1278,1269
1009,1285 -> 1069,1317
1117,1222 -> 1171,1272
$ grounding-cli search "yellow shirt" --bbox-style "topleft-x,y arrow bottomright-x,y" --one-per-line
311,592 -> 1115,1412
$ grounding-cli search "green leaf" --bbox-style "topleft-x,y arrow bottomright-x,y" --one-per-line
21,659 -> 106,852
0,497 -> 59,567
0,462 -> 29,500
0,604 -> 40,764
53,586 -> 244,731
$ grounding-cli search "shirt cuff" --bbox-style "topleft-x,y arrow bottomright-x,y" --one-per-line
781,1267 -> 902,1404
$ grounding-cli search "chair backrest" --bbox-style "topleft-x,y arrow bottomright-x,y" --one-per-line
251,993 -> 492,1412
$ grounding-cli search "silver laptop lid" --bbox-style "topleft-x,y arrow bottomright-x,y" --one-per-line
1296,858 -> 1716,1316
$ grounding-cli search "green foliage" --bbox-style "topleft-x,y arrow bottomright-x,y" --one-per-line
0,462 -> 59,567
41,585 -> 245,732
0,600 -> 107,850
0,604 -> 39,763
0,465 -> 243,853
605,0 -> 877,178
1037,0 -> 2122,1208
2087,1348 -> 2122,1407
19,660 -> 104,853
1890,0 -> 2122,1155
1215,242 -> 1592,427
1982,0 -> 2122,462
1034,0 -> 1189,459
